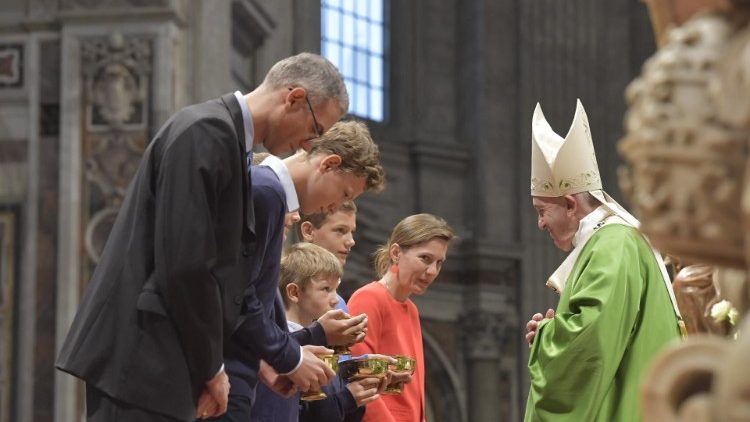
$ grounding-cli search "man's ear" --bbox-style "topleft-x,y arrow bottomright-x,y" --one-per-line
285,86 -> 307,108
300,221 -> 315,241
563,194 -> 577,215
286,283 -> 300,304
319,154 -> 343,172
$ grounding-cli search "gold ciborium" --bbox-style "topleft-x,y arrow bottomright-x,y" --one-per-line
338,356 -> 389,382
300,354 -> 338,401
326,314 -> 358,357
383,355 -> 416,395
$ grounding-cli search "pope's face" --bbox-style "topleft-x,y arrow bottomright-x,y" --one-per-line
532,196 -> 579,252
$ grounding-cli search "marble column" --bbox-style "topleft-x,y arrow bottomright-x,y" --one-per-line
461,310 -> 505,422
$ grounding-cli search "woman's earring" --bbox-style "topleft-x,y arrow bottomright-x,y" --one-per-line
390,263 -> 399,274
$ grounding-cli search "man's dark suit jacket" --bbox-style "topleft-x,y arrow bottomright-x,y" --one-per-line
56,93 -> 256,421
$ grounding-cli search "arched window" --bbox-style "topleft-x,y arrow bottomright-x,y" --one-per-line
321,0 -> 388,122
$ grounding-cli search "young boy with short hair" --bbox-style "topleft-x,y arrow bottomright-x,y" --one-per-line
280,242 -> 343,333
282,243 -> 383,422
298,200 -> 358,312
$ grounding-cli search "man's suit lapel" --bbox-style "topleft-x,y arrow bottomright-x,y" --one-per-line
220,93 -> 256,238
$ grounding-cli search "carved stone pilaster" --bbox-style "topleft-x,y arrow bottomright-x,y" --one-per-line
622,4 -> 750,422
460,310 -> 507,422
80,32 -> 152,273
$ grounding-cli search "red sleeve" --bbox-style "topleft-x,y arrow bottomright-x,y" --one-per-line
347,285 -> 398,422
348,287 -> 382,356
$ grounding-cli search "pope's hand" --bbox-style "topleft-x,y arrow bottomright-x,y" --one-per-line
525,308 -> 555,347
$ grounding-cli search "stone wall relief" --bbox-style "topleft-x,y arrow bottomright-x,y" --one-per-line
80,32 -> 151,277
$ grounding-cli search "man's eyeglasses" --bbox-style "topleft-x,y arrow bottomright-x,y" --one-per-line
291,87 -> 323,138
305,95 -> 323,138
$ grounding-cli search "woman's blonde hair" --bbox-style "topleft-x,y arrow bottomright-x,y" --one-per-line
373,213 -> 456,277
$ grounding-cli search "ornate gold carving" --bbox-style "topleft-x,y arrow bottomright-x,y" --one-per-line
642,0 -> 733,46
624,5 -> 750,422
641,315 -> 750,422
672,265 -> 729,335
619,13 -> 748,268
710,22 -> 750,268
641,335 -> 725,422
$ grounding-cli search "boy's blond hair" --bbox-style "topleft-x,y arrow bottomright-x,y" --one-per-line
308,120 -> 386,192
280,242 -> 343,308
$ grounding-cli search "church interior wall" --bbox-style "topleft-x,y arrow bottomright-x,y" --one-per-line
0,0 -> 658,420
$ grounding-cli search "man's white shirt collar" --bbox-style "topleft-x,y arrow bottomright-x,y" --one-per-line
287,320 -> 304,333
233,91 -> 254,153
259,155 -> 299,212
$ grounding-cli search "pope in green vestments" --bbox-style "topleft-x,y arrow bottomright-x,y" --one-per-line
524,99 -> 682,422
525,224 -> 681,421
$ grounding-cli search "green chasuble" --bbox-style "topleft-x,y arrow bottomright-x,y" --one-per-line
525,224 -> 681,422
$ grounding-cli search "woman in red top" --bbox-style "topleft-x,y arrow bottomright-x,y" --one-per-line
348,213 -> 455,422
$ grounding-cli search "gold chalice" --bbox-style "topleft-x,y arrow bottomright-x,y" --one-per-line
338,356 -> 389,382
300,354 -> 338,401
326,313 -> 362,357
383,355 -> 416,395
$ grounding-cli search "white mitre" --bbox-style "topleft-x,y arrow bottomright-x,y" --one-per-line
529,99 -> 640,227
530,99 -> 601,197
